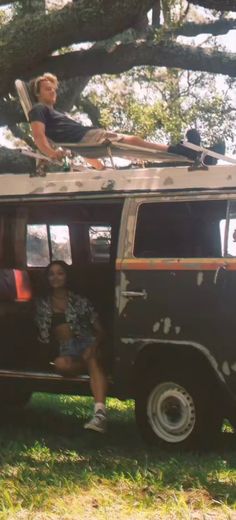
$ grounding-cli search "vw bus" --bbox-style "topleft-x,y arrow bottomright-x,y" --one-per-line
1,163 -> 236,449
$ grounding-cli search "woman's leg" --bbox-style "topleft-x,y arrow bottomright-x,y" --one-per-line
54,355 -> 82,376
83,346 -> 108,404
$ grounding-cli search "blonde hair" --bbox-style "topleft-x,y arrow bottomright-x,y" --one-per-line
29,73 -> 58,101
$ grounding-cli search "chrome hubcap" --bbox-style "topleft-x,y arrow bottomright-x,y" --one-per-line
147,381 -> 196,443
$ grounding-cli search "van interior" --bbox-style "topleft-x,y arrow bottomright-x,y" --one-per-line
0,200 -> 123,374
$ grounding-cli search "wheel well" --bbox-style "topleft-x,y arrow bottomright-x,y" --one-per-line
134,343 -> 223,401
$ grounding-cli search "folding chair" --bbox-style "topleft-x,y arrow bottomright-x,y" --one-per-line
15,79 -> 196,176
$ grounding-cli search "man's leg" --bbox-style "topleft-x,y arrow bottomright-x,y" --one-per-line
119,131 -> 202,160
121,134 -> 168,152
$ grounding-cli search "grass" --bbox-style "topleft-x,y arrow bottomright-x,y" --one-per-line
0,394 -> 235,519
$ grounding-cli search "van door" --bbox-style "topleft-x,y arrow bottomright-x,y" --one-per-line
215,198 -> 236,390
114,195 -> 235,396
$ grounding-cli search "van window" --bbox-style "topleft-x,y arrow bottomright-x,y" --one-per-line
26,224 -> 72,266
89,225 -> 111,262
223,200 -> 236,257
134,200 -> 227,258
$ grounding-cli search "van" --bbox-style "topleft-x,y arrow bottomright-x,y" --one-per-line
1,164 -> 236,449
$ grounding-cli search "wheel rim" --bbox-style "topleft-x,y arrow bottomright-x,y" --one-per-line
147,381 -> 196,443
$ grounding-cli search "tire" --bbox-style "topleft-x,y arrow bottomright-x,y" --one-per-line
135,369 -> 222,450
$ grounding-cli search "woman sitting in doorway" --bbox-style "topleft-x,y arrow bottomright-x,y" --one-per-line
34,259 -> 108,433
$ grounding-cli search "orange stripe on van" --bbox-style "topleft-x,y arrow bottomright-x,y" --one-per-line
13,270 -> 32,301
116,258 -> 236,271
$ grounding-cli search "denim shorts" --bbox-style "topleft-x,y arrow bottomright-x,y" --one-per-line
59,337 -> 95,359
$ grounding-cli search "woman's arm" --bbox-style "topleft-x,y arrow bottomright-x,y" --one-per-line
93,317 -> 105,346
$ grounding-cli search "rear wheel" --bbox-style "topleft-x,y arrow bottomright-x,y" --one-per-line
135,369 -> 222,449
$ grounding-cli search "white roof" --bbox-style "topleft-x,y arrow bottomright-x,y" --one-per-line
1,164 -> 236,200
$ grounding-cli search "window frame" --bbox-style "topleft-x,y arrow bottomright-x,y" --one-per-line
131,195 -> 232,260
88,223 -> 112,263
26,222 -> 72,267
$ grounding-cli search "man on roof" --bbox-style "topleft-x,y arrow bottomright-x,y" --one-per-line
28,72 -> 201,169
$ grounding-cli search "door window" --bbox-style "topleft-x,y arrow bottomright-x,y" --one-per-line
89,225 -> 111,262
134,200 -> 227,258
222,201 -> 236,257
26,224 -> 72,266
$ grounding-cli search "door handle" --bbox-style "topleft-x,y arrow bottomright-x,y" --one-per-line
214,264 -> 227,284
121,290 -> 147,299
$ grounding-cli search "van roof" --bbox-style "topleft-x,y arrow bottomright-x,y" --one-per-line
1,164 -> 236,200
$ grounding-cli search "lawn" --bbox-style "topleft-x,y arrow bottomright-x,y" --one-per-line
0,394 -> 236,519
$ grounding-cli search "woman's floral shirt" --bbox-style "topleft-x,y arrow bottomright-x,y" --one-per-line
35,291 -> 98,344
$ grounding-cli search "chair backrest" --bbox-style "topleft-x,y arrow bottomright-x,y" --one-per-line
15,79 -> 33,121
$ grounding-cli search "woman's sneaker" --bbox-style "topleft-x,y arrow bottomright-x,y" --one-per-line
84,409 -> 107,433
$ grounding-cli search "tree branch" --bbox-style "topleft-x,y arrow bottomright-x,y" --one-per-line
0,32 -> 235,131
78,98 -> 102,127
187,0 -> 236,11
32,40 -> 236,79
0,0 -> 155,97
173,18 -> 236,37
2,0 -> 234,11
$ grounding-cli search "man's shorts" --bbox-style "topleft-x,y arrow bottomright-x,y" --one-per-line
79,128 -> 125,146
59,337 -> 95,359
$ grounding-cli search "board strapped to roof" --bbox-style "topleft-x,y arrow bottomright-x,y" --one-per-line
183,141 -> 236,165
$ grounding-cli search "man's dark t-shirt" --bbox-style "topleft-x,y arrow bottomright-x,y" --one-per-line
29,103 -> 93,143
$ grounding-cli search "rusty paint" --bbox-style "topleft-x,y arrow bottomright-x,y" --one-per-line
118,272 -> 130,315
13,270 -> 32,301
222,361 -> 231,376
153,321 -> 160,333
197,272 -> 204,285
163,176 -> 174,186
0,164 -> 236,200
163,317 -> 171,334
116,258 -> 236,271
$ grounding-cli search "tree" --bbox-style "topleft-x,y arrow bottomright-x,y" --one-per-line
84,68 -> 235,146
0,0 -> 235,173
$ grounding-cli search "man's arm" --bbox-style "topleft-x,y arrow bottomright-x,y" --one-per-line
30,121 -> 66,161
31,121 -> 104,168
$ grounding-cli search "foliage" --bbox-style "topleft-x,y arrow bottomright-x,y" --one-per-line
83,66 -> 236,146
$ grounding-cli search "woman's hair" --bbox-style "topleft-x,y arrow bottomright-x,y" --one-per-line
45,260 -> 70,290
29,72 -> 58,102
